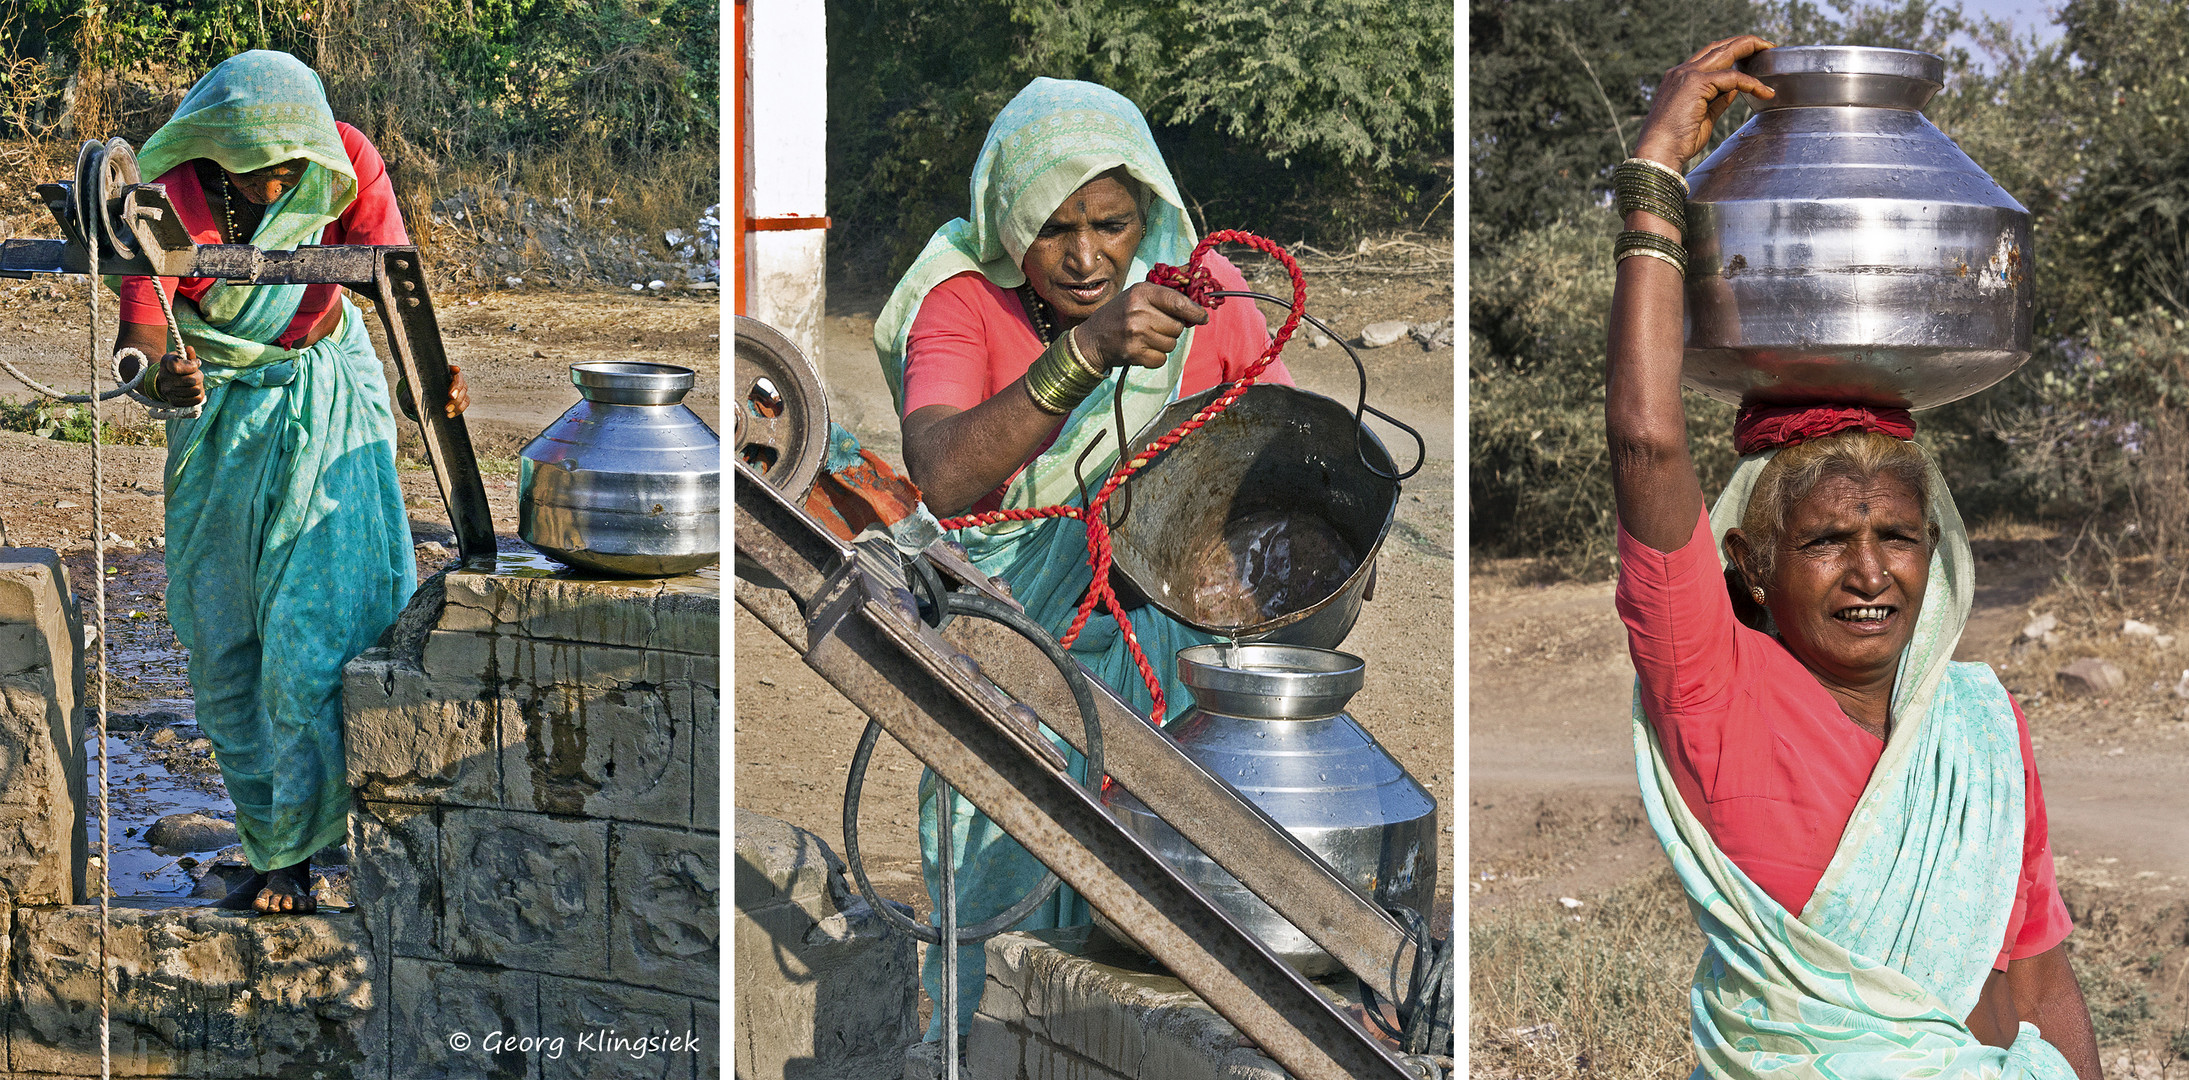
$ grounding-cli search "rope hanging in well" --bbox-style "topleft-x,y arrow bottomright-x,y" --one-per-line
936,230 -> 1308,719
85,215 -> 112,1080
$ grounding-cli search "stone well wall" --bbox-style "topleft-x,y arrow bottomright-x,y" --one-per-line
344,565 -> 721,1079
0,553 -> 718,1078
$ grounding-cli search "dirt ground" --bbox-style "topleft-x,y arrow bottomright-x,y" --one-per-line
1470,531 -> 2189,1075
0,280 -> 718,752
731,257 -> 1459,947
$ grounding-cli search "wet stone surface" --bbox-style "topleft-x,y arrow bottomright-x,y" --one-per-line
85,720 -> 236,899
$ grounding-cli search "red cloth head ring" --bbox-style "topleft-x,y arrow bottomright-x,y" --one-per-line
1733,404 -> 1916,455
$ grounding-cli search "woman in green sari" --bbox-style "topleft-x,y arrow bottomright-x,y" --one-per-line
1608,37 -> 2100,1080
112,50 -> 468,914
874,77 -> 1291,1041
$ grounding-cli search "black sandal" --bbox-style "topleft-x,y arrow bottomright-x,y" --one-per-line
251,859 -> 316,915
211,869 -> 270,910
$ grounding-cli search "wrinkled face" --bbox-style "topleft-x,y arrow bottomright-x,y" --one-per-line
223,159 -> 308,205
1761,473 -> 1932,692
1021,174 -> 1144,325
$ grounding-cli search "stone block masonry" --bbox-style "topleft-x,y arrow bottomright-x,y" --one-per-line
967,928 -> 1289,1080
0,554 -> 717,1078
0,549 -> 86,909
345,565 -> 720,1080
733,810 -> 917,1080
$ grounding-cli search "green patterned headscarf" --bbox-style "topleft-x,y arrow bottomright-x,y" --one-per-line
122,50 -> 357,367
873,78 -> 1198,522
137,50 -> 357,252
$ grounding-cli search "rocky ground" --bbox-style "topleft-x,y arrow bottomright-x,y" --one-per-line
1470,532 -> 2189,1078
0,282 -> 718,903
730,249 -> 1458,1010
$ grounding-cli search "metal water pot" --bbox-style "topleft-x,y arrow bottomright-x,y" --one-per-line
1099,644 -> 1438,977
1683,46 -> 2033,409
519,362 -> 719,577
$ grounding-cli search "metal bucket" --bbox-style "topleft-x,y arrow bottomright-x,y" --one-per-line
1107,384 -> 1397,649
1099,643 -> 1439,976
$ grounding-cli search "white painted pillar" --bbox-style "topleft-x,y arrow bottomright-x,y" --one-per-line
743,0 -> 830,375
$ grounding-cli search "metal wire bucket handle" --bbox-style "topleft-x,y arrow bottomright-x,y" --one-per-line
1207,289 -> 1427,482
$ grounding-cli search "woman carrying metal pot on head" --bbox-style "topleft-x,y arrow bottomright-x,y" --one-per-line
874,76 -> 1294,1041
107,50 -> 469,915
1607,36 -> 2101,1080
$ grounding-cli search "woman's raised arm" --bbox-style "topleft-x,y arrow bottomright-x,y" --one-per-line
1606,36 -> 1775,553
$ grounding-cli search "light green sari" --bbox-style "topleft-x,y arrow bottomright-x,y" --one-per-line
1637,448 -> 2076,1079
875,77 -> 1222,1039
123,51 -> 414,873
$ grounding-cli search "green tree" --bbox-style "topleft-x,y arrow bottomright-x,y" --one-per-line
828,0 -> 1455,281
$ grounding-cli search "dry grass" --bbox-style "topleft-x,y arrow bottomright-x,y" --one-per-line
1470,860 -> 2189,1080
1470,867 -> 1700,1080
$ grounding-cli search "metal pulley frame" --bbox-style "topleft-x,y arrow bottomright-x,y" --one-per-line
734,460 -> 1432,1080
2,138 -> 497,569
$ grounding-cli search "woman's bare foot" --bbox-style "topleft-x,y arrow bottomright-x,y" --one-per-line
251,861 -> 317,914
211,869 -> 270,910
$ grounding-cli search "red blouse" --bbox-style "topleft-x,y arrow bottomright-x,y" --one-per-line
902,253 -> 1293,513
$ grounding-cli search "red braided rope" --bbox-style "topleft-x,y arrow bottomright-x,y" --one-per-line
938,230 -> 1307,720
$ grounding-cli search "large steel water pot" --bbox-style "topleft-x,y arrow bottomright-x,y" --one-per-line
1099,644 -> 1438,977
1682,45 -> 2033,410
1107,384 -> 1397,649
519,361 -> 719,576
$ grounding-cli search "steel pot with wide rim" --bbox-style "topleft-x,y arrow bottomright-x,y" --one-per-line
1683,45 -> 2034,410
1106,384 -> 1397,650
519,361 -> 719,576
1098,643 -> 1438,977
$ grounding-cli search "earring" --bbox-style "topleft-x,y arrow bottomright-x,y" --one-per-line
1750,587 -> 1766,604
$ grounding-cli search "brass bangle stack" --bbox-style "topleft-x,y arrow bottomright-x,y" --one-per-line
1024,327 -> 1107,415
1612,157 -> 1691,276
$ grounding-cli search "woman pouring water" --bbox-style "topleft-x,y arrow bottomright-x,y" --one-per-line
1608,36 -> 2101,1079
875,77 -> 1294,1041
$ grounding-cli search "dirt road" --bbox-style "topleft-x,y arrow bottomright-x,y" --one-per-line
732,263 -> 1459,936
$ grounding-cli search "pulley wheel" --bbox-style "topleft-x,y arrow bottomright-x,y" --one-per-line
733,316 -> 829,496
72,138 -> 142,261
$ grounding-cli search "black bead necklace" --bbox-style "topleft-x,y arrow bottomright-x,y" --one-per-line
219,172 -> 243,243
1017,283 -> 1059,345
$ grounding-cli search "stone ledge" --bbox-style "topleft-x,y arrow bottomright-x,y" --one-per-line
734,810 -> 915,1080
7,905 -> 370,1078
437,569 -> 719,656
969,927 -> 1286,1080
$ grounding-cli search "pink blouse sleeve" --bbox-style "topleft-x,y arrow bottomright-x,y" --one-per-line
1614,506 -> 1745,729
2003,693 -> 2073,967
902,273 -> 1004,416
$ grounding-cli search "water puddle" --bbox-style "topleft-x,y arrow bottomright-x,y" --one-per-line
84,712 -> 237,900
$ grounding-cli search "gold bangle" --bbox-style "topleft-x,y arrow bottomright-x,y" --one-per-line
1613,161 -> 1688,233
1024,335 -> 1103,415
1062,326 -> 1104,379
1615,246 -> 1687,274
1614,229 -> 1688,276
1622,156 -> 1690,196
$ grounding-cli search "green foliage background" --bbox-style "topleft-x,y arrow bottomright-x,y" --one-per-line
7,0 -> 715,156
1471,0 -> 2189,576
0,0 -> 718,257
827,0 -> 1456,283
